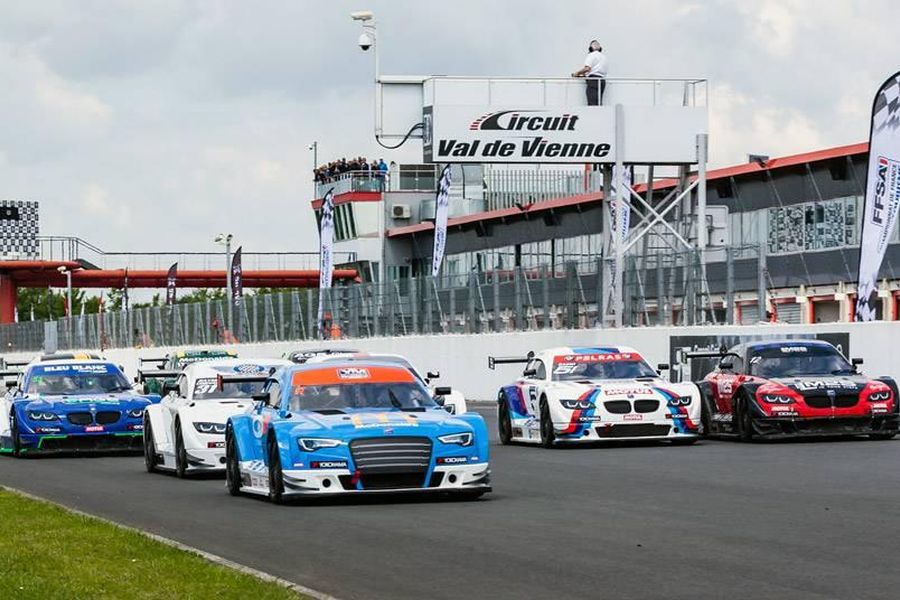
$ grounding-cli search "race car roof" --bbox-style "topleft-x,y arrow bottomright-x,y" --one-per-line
172,349 -> 237,360
542,346 -> 642,358
25,359 -> 120,371
287,360 -> 417,386
182,357 -> 292,381
734,339 -> 836,354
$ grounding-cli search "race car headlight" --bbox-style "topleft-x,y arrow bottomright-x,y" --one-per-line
297,438 -> 342,452
667,396 -> 692,407
867,391 -> 891,401
761,394 -> 795,404
193,422 -> 227,435
559,399 -> 593,410
438,432 -> 473,447
126,408 -> 145,419
28,411 -> 58,421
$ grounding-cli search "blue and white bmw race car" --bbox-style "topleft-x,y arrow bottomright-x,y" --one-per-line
0,355 -> 160,455
490,346 -> 701,447
225,359 -> 491,503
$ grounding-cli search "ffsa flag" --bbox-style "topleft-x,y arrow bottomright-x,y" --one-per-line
165,262 -> 178,306
317,189 -> 335,336
431,164 -> 452,277
231,247 -> 243,307
856,71 -> 900,321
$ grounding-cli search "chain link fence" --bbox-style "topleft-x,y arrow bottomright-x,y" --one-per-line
0,245 -> 769,353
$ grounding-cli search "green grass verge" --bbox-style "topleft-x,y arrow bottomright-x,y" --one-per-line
0,489 -> 306,600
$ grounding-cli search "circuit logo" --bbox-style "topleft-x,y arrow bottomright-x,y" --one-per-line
470,110 -> 579,132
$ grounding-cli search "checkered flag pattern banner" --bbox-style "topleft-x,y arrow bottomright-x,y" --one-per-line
0,200 -> 40,259
872,74 -> 900,134
856,71 -> 900,322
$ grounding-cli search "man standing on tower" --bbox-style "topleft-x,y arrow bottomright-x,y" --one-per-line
572,40 -> 608,106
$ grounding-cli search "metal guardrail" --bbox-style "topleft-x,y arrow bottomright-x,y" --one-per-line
0,245 -> 769,352
19,237 -> 356,271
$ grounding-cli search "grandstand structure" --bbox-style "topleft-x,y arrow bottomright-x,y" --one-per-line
313,141 -> 885,326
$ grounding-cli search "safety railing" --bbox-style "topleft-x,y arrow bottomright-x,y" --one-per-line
0,245 -> 772,353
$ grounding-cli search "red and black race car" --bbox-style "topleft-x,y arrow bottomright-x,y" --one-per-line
689,339 -> 899,440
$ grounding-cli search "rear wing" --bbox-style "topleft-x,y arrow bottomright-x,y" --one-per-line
216,373 -> 272,391
139,357 -> 168,369
4,360 -> 30,369
488,351 -> 534,370
0,369 -> 22,380
136,369 -> 181,384
683,351 -> 740,361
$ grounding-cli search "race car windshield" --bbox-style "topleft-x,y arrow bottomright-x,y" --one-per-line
552,358 -> 657,381
27,372 -> 131,395
193,378 -> 265,400
289,382 -> 437,412
748,345 -> 853,378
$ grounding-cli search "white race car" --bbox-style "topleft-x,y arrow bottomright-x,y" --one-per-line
305,351 -> 468,415
142,357 -> 291,476
490,346 -> 701,447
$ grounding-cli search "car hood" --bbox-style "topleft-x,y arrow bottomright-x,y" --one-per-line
181,399 -> 254,421
285,407 -> 473,437
548,378 -> 688,400
17,393 -> 151,412
769,374 -> 869,394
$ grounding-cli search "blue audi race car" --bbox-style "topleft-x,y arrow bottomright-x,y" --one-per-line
0,357 -> 161,456
225,360 -> 491,503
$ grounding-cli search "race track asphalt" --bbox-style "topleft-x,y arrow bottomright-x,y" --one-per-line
2,405 -> 900,600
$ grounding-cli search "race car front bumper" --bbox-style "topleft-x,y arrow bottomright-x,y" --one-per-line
748,414 -> 900,438
553,417 -> 700,443
10,431 -> 144,454
277,463 -> 491,496
184,445 -> 228,470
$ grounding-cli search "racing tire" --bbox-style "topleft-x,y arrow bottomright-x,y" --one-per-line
225,428 -> 242,496
10,412 -> 23,458
267,437 -> 285,504
539,397 -> 556,449
697,384 -> 713,438
737,394 -> 755,443
869,432 -> 898,441
143,418 -> 159,473
174,420 -> 188,478
497,393 -> 513,445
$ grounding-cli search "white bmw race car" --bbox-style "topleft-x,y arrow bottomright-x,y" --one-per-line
490,346 -> 701,447
141,357 -> 291,476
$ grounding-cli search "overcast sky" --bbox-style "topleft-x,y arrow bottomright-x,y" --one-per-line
2,0 -> 900,254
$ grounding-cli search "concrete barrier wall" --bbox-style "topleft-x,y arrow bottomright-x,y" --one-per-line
5,322 -> 900,400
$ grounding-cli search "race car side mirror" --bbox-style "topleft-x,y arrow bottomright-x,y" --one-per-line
657,363 -> 670,371
5,380 -> 17,389
434,386 -> 452,396
427,371 -> 440,380
852,358 -> 864,367
162,382 -> 179,396
718,361 -> 733,371
252,392 -> 269,404
522,368 -> 537,378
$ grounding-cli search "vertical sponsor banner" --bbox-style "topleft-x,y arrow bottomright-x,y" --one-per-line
317,189 -> 335,338
231,247 -> 243,307
431,164 -> 453,277
603,165 -> 633,321
856,71 -> 900,321
165,262 -> 178,306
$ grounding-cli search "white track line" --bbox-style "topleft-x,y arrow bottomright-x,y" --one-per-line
0,485 -> 342,600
